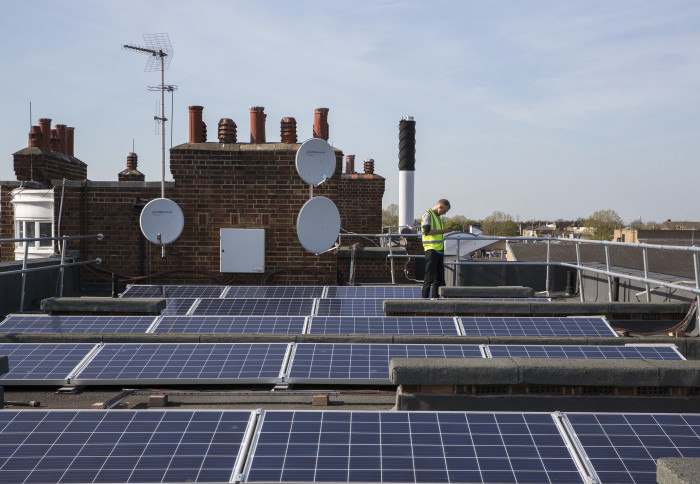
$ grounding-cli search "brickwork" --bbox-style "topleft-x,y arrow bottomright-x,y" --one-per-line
2,142 -> 386,285
13,148 -> 87,185
0,185 -> 15,261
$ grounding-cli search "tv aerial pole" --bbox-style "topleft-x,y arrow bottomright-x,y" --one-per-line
122,33 -> 173,199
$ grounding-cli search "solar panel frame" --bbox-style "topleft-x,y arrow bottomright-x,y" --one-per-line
314,298 -> 386,317
325,286 -> 423,299
223,286 -> 326,299
561,412 -> 700,484
240,410 -> 589,483
458,316 -> 619,337
284,343 -> 486,385
0,409 -> 256,484
153,316 -> 308,334
485,344 -> 685,360
0,315 -> 158,334
0,343 -> 99,385
192,298 -> 315,316
70,343 -> 292,385
306,316 -> 461,335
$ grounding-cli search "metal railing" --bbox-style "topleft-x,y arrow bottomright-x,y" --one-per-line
338,230 -> 700,302
0,233 -> 103,312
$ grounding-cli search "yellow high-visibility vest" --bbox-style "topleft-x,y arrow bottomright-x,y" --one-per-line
422,209 -> 444,251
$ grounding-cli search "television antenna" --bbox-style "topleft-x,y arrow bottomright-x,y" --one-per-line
123,33 -> 174,199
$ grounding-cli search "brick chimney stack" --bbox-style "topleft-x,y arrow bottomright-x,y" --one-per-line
280,117 -> 297,144
188,106 -> 204,143
55,124 -> 67,154
66,127 -> 75,156
249,106 -> 266,144
313,107 -> 329,140
38,118 -> 51,150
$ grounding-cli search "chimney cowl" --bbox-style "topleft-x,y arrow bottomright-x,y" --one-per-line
364,158 -> 375,175
218,118 -> 237,143
280,117 -> 297,144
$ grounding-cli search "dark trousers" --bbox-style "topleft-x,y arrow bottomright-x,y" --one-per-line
422,250 -> 444,298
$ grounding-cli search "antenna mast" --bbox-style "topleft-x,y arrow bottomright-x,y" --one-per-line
123,33 -> 174,199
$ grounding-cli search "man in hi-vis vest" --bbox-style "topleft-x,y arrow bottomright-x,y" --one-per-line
421,199 -> 451,298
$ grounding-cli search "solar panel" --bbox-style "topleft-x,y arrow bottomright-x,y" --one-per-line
0,315 -> 157,334
315,298 -> 385,316
121,285 -> 226,298
192,298 -> 315,316
487,345 -> 684,360
0,343 -> 97,385
459,316 -> 619,337
325,286 -> 422,299
154,316 -> 307,334
161,298 -> 197,315
284,343 -> 484,384
562,413 -> 700,484
224,286 -> 325,299
241,411 -> 586,483
71,343 -> 290,385
307,316 -> 459,335
0,409 -> 254,484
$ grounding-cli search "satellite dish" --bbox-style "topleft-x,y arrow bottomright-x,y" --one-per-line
296,196 -> 341,254
295,138 -> 336,185
140,198 -> 184,245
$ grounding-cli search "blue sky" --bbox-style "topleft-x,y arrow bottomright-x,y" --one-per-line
1,0 -> 699,224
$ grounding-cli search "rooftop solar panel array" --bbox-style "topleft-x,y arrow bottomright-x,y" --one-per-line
487,345 -> 685,360
0,409 -> 254,484
192,298 -> 315,316
223,286 -> 325,299
285,343 -> 484,384
154,316 -> 307,334
0,315 -> 157,334
0,343 -> 97,385
562,413 -> 700,484
241,411 -> 585,483
459,316 -> 619,337
71,343 -> 290,385
307,316 -> 460,335
315,298 -> 385,316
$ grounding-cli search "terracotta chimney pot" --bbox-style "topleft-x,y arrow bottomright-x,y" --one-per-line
66,127 -> 75,156
250,106 -> 266,144
364,158 -> 375,175
126,152 -> 138,170
345,155 -> 355,174
38,118 -> 51,150
280,117 -> 297,144
55,124 -> 67,154
313,107 -> 329,140
50,129 -> 60,152
28,126 -> 42,148
188,106 -> 204,143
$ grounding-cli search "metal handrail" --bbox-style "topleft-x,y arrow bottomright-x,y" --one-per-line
0,233 -> 104,312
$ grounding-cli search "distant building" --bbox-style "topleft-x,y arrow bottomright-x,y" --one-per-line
614,228 -> 700,246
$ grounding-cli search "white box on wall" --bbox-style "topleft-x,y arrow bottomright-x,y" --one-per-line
220,228 -> 265,273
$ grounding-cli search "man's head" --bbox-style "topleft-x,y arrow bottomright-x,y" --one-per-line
434,199 -> 450,215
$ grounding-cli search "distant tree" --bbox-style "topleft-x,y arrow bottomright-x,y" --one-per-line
382,204 -> 399,228
443,215 -> 480,232
583,209 -> 624,240
630,218 -> 660,230
481,211 -> 520,237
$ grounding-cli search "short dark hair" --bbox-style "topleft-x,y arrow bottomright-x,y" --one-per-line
438,199 -> 451,209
